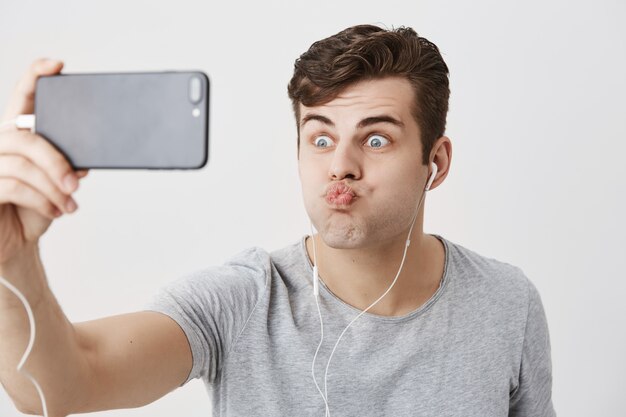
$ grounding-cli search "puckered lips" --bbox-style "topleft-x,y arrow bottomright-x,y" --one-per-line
325,182 -> 357,208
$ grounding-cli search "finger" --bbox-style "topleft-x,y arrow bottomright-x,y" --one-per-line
1,58 -> 64,122
0,155 -> 76,214
0,178 -> 62,220
76,169 -> 90,179
0,130 -> 78,194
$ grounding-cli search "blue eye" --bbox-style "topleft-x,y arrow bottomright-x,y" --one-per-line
314,135 -> 334,148
366,134 -> 390,148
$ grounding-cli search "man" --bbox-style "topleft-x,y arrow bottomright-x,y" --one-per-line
0,24 -> 555,416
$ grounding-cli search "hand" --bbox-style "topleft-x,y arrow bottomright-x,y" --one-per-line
0,58 -> 89,265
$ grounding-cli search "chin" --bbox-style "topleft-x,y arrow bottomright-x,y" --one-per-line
319,225 -> 368,249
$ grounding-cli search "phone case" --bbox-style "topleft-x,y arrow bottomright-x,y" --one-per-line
34,71 -> 210,170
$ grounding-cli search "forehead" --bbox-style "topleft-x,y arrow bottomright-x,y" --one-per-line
300,76 -> 415,124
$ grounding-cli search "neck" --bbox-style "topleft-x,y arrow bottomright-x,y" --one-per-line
306,215 -> 445,317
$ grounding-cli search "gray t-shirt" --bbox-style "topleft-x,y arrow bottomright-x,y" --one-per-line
144,234 -> 556,416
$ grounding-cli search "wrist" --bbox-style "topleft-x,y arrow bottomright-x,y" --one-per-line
0,243 -> 49,308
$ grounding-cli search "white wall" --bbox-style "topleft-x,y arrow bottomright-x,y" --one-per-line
1,0 -> 624,416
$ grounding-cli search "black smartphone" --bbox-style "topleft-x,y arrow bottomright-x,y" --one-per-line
34,71 -> 209,170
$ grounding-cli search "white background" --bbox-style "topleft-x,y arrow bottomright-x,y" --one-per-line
1,0 -> 624,416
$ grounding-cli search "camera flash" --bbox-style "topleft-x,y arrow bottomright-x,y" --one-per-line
192,108 -> 200,117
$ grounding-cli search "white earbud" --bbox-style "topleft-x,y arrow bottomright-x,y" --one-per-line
425,161 -> 438,191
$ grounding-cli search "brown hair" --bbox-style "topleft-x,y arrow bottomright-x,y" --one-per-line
287,24 -> 450,165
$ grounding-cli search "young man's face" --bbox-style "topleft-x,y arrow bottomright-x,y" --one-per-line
297,76 -> 429,249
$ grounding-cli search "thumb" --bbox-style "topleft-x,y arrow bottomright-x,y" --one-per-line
1,58 -> 64,121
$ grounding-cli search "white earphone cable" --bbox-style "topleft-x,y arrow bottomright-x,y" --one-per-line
309,222 -> 331,417
0,275 -> 49,417
0,115 -> 36,132
310,172 -> 430,416
0,114 -> 48,416
0,119 -> 15,130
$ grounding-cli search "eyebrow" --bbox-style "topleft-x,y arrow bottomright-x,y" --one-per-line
300,113 -> 405,129
357,115 -> 404,129
300,114 -> 334,127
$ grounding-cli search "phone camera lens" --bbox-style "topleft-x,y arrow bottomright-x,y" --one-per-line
189,76 -> 202,104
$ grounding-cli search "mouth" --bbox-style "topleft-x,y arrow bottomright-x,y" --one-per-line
325,183 -> 357,208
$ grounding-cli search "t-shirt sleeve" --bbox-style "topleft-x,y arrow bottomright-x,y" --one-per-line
509,276 -> 556,416
142,247 -> 270,386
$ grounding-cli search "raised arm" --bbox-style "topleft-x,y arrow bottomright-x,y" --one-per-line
0,58 -> 192,416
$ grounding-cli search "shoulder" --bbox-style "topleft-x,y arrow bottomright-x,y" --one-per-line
443,236 -> 530,290
269,237 -> 306,264
154,246 -> 272,307
439,235 -> 535,316
167,237 -> 308,299
268,237 -> 311,292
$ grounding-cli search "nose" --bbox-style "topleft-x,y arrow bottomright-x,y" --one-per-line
329,141 -> 362,180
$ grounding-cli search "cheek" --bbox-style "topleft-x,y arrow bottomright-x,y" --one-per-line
298,161 -> 323,203
369,163 -> 422,201
299,157 -> 326,183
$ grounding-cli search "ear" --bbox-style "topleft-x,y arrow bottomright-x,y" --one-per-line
427,136 -> 452,191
